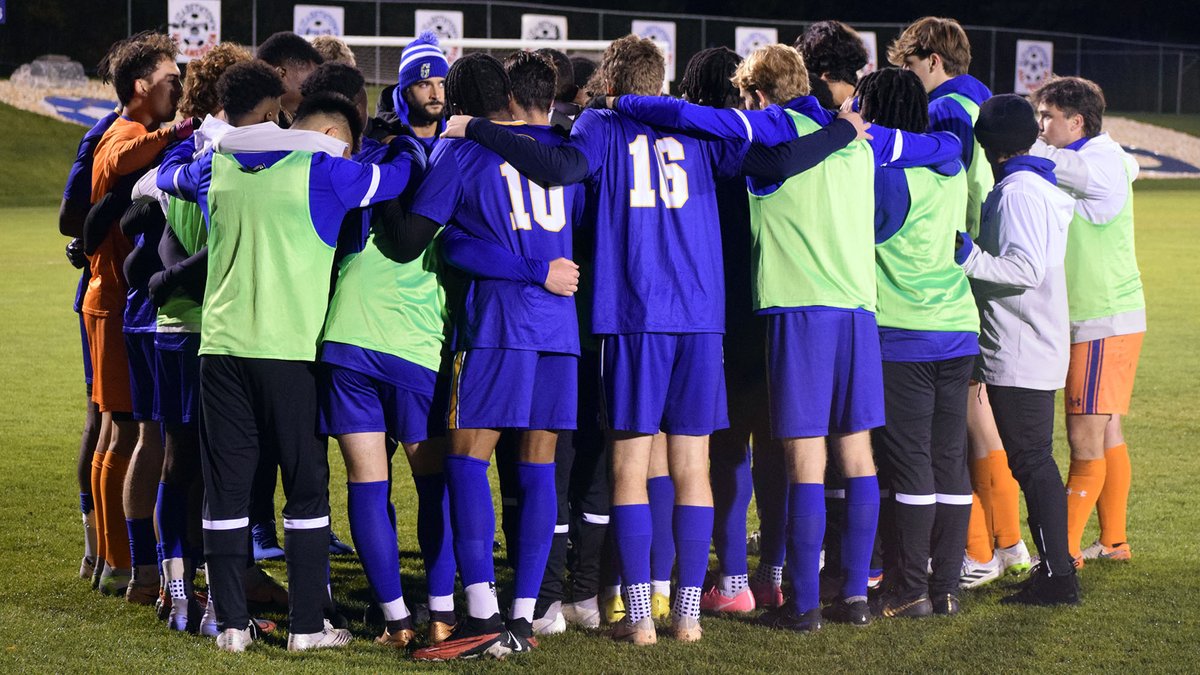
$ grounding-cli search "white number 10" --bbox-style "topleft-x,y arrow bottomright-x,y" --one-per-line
500,162 -> 566,232
628,135 -> 689,209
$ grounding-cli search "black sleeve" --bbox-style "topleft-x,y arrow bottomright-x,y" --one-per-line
148,247 -> 207,306
82,191 -> 129,255
739,117 -> 858,183
372,197 -> 441,264
59,198 -> 89,238
119,200 -> 164,239
157,223 -> 189,267
466,118 -> 589,186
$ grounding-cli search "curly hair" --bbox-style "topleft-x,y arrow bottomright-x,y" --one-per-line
1032,76 -> 1106,138
445,53 -> 511,118
310,35 -> 356,66
217,61 -> 285,120
854,68 -> 929,133
680,47 -> 742,109
796,21 -> 868,87
179,42 -> 254,118
602,34 -> 665,97
300,62 -> 365,102
110,32 -> 178,105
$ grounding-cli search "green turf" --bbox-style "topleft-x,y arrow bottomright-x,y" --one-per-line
0,102 -> 92,208
3,104 -> 1200,672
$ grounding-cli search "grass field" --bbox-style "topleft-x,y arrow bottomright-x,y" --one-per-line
2,103 -> 1200,672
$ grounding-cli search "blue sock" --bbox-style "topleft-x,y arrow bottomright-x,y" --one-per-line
754,456 -> 789,569
156,481 -> 188,560
612,503 -> 652,586
673,505 -> 714,590
841,475 -> 880,600
413,473 -> 456,600
80,492 -> 93,515
647,475 -> 675,584
126,517 -> 159,567
712,448 -> 752,577
786,483 -> 826,614
514,462 -> 556,603
347,481 -> 403,605
445,455 -> 495,589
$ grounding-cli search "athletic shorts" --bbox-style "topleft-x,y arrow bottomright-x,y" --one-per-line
125,332 -> 157,421
600,333 -> 728,436
766,309 -> 884,438
154,332 -> 201,425
79,313 -> 93,386
319,362 -> 445,444
447,349 -> 577,431
1065,332 -> 1144,415
83,312 -> 132,413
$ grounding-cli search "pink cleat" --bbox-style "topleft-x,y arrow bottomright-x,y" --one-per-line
700,586 -> 757,614
750,580 -> 785,610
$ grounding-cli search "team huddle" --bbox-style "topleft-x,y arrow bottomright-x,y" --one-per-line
60,14 -> 1145,661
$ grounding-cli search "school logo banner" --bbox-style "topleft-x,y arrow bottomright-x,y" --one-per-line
168,0 -> 221,63
631,20 -> 676,83
1015,39 -> 1054,94
735,27 -> 778,58
415,9 -> 463,62
858,31 -> 878,78
522,14 -> 568,41
294,5 -> 344,36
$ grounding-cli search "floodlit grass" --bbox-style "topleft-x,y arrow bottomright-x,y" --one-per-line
2,103 -> 1199,672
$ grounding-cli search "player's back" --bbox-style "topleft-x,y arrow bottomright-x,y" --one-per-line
569,109 -> 743,336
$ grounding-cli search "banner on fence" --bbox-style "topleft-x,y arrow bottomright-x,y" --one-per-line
1015,39 -> 1054,94
858,31 -> 878,77
294,5 -> 344,36
735,27 -> 778,58
632,20 -> 677,82
168,0 -> 221,63
415,9 -> 463,62
522,14 -> 568,41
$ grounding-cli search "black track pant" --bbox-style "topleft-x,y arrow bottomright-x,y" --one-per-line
875,356 -> 974,600
199,355 -> 330,634
987,385 -> 1072,575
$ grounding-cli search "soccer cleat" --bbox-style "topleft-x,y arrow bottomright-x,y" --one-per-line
758,606 -> 823,633
750,579 -> 785,610
931,593 -> 960,616
610,616 -> 657,645
824,597 -> 872,626
250,522 -> 285,561
428,609 -> 458,644
1001,564 -> 1081,606
995,540 -> 1033,575
1081,540 -> 1131,562
699,586 -> 756,614
244,565 -> 288,606
601,592 -> 626,625
412,614 -> 515,661
376,626 -> 416,649
98,566 -> 131,597
287,619 -> 353,651
167,597 -> 191,632
872,593 -> 933,619
532,601 -> 566,636
199,595 -> 219,638
329,531 -> 355,556
959,553 -> 1003,589
669,615 -> 702,642
125,578 -> 160,606
650,592 -> 671,621
561,596 -> 601,629
216,626 -> 253,653
91,560 -> 105,590
80,556 -> 96,580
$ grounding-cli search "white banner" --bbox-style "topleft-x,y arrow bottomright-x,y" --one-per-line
858,31 -> 878,78
168,0 -> 221,63
294,5 -> 344,36
521,14 -> 568,41
1015,39 -> 1054,94
734,27 -> 777,58
632,20 -> 676,83
415,9 -> 464,62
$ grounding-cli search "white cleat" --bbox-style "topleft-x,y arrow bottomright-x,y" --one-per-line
168,598 -> 190,632
287,619 -> 353,652
995,540 -> 1032,575
533,601 -> 567,635
216,626 -> 253,652
959,553 -> 1003,589
199,595 -> 219,638
562,596 -> 601,629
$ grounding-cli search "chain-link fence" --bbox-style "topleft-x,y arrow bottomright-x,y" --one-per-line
101,0 -> 1200,114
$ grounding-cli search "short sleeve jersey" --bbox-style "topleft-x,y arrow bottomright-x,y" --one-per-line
411,124 -> 584,355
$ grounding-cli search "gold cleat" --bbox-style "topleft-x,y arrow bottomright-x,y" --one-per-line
428,620 -> 456,645
376,627 -> 416,649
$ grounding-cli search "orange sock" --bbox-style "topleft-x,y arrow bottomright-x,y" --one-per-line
989,450 -> 1023,549
1066,458 -> 1107,558
965,494 -> 994,563
100,452 -> 132,569
1097,443 -> 1131,546
90,452 -> 107,565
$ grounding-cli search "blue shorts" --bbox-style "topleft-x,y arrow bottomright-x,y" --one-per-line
448,349 -> 577,431
601,333 -> 728,436
766,309 -> 884,438
125,332 -> 157,422
319,362 -> 445,444
154,332 -> 200,425
79,313 -> 93,387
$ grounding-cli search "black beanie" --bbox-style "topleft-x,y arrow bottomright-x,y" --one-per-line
975,93 -> 1039,155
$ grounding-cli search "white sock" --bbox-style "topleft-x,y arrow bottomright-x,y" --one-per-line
464,581 -> 500,619
651,580 -> 671,597
510,597 -> 536,623
163,558 -> 188,600
754,564 -> 784,588
428,594 -> 455,613
673,586 -> 702,619
719,573 -> 749,596
83,511 -> 97,560
625,583 -> 652,623
380,596 -> 411,622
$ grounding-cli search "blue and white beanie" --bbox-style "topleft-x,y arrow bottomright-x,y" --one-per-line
393,31 -> 450,120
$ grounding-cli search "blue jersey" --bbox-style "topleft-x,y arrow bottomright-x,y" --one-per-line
928,75 -> 992,170
411,124 -> 584,355
65,111 -> 120,313
568,109 -> 747,335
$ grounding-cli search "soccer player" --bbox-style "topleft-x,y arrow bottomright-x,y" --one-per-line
83,32 -> 192,598
158,91 -> 425,652
398,52 -> 584,661
956,93 -> 1080,606
536,48 -> 579,130
310,35 -> 356,66
796,20 -> 869,110
887,16 -> 1030,586
379,32 -> 448,153
856,68 -> 977,618
256,31 -> 324,124
1030,77 -> 1145,565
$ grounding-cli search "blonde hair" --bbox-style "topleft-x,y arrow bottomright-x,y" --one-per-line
887,16 -> 972,76
179,42 -> 254,118
601,34 -> 665,96
311,35 -> 356,66
731,44 -> 810,104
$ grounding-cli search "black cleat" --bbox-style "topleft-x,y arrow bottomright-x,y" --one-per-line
824,597 -> 872,626
872,592 -> 933,618
758,606 -> 823,633
931,593 -> 960,616
1001,564 -> 1081,606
